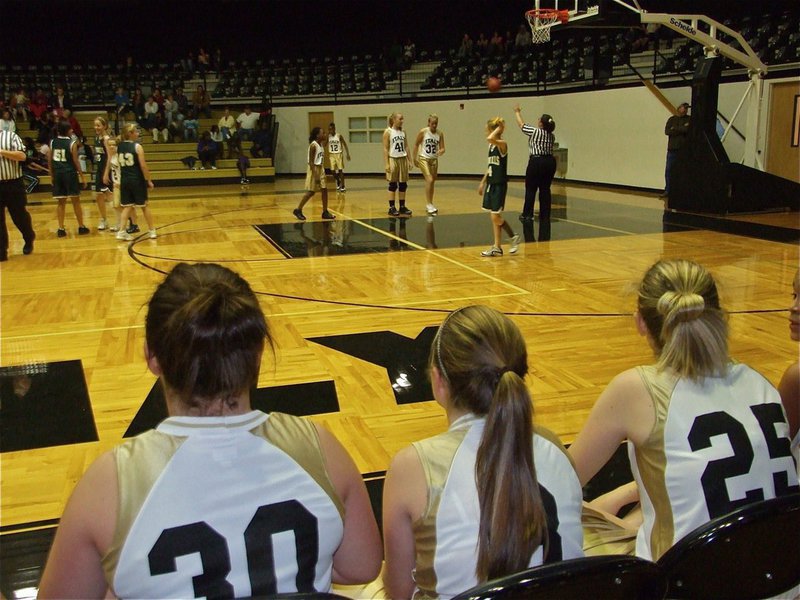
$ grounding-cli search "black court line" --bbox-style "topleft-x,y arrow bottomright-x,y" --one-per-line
121,192 -> 793,317
0,519 -> 59,534
252,224 -> 292,258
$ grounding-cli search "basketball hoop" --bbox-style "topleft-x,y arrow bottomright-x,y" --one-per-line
526,8 -> 570,44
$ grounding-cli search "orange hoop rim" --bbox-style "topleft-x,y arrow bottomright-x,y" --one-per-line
525,8 -> 570,24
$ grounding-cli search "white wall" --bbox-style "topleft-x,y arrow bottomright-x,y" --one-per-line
273,79 -> 774,189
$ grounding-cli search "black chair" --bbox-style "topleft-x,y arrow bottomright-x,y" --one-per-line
657,492 -> 800,600
451,556 -> 667,600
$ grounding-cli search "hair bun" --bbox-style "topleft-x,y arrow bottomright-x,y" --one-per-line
657,290 -> 705,323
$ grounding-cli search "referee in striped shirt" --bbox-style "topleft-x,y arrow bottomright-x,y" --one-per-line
514,104 -> 557,223
0,129 -> 36,261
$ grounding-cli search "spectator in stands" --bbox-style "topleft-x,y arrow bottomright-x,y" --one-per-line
197,48 -> 210,79
489,31 -> 504,56
212,47 -> 222,71
152,112 -> 169,143
258,102 -> 272,125
114,87 -> 129,113
22,136 -> 49,193
569,259 -> 799,560
197,131 -> 218,170
152,88 -> 165,110
236,106 -> 259,142
63,110 -> 82,139
403,39 -> 416,66
181,51 -> 194,75
49,86 -> 72,116
382,305 -> 584,599
779,269 -> 799,474
0,110 -> 15,133
458,33 -> 474,57
37,113 -> 56,145
192,85 -> 211,119
11,88 -> 29,124
168,116 -> 184,143
131,88 -> 146,126
250,121 -> 270,159
38,262 -> 382,598
209,124 -> 224,154
218,106 -> 236,152
143,96 -> 159,132
476,33 -> 489,54
183,110 -> 199,141
124,55 -> 135,74
505,29 -> 515,53
29,89 -> 48,128
388,38 -> 404,71
515,24 -> 531,49
163,93 -> 179,129
174,87 -> 189,116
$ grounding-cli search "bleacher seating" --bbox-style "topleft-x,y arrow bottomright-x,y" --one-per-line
20,111 -> 275,193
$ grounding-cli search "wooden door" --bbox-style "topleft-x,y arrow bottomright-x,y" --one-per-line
308,111 -> 334,169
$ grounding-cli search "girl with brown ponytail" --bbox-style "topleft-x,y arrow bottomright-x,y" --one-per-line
383,305 -> 583,599
570,259 -> 798,561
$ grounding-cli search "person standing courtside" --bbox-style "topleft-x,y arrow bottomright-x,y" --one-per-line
0,129 -> 35,260
327,123 -> 350,192
413,114 -> 446,216
384,112 -> 412,217
514,105 -> 556,224
661,102 -> 690,199
50,120 -> 88,238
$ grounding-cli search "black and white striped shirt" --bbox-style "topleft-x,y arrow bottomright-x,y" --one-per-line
0,130 -> 25,181
521,123 -> 554,157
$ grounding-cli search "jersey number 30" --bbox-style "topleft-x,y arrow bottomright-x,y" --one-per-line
689,405 -> 799,519
148,500 -> 319,598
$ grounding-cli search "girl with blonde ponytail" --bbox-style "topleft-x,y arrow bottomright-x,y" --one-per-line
570,259 -> 799,561
383,305 -> 583,599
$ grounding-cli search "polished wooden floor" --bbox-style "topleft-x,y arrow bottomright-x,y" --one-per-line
1,176 -> 798,531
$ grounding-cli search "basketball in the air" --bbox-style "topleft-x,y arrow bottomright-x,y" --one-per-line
487,77 -> 502,92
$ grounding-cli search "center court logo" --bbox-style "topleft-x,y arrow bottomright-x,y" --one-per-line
670,17 -> 697,36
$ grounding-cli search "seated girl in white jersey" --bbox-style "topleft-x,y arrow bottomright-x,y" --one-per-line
38,263 -> 382,598
382,305 -> 584,599
778,268 -> 799,475
569,259 -> 799,561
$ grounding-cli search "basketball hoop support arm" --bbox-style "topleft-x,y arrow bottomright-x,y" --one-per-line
624,6 -> 768,170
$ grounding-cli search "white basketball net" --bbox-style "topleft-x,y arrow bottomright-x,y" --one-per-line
526,10 -> 561,44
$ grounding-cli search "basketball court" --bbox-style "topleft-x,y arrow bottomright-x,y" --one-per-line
1,175 -> 797,594
2,0 -> 799,595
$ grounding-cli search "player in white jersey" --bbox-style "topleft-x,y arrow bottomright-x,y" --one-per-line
383,306 -> 584,599
569,259 -> 799,560
413,114 -> 446,215
326,122 -> 350,192
383,111 -> 412,217
778,269 -> 799,475
38,263 -> 381,598
102,136 -> 138,237
294,127 -> 336,221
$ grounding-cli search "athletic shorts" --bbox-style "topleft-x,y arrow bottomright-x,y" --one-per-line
120,179 -> 148,207
305,165 -> 326,192
482,182 -> 507,214
93,171 -> 110,193
417,156 -> 438,180
52,171 -> 80,198
387,156 -> 408,183
329,153 -> 344,171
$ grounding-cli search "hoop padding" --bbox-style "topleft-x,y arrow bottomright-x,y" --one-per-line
526,8 -> 570,44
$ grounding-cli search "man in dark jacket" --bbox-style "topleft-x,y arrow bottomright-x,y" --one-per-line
661,102 -> 690,198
